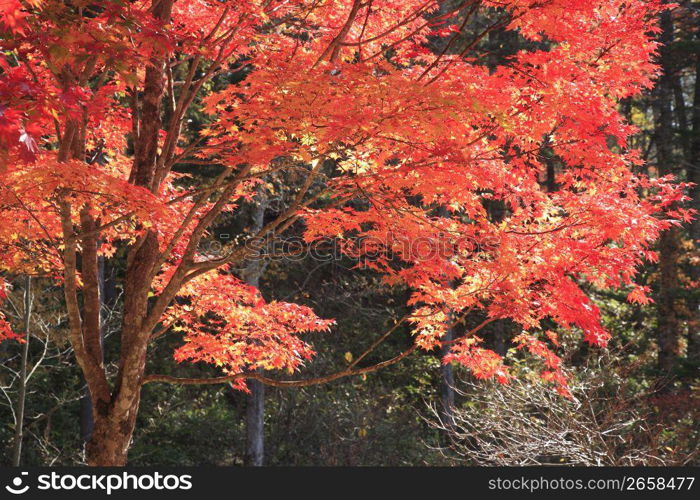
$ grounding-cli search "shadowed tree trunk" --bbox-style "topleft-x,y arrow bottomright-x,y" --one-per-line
80,255 -> 105,445
245,377 -> 265,466
434,202 -> 456,429
439,322 -> 455,428
665,21 -> 700,375
686,32 -> 700,366
653,7 -> 682,383
242,192 -> 268,466
11,276 -> 31,466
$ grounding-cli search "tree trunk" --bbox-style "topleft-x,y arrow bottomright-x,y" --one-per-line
245,377 -> 265,466
686,32 -> 700,365
11,275 -> 31,466
653,7 -> 682,383
79,0 -> 174,466
81,255 -> 105,444
243,192 -> 267,466
439,324 -> 455,428
85,413 -> 134,466
80,390 -> 94,443
436,204 -> 456,429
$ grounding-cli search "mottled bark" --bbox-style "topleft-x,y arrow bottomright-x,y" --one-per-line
83,0 -> 175,467
86,415 -> 132,466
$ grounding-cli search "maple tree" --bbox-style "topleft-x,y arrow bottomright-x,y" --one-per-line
0,0 -> 692,465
